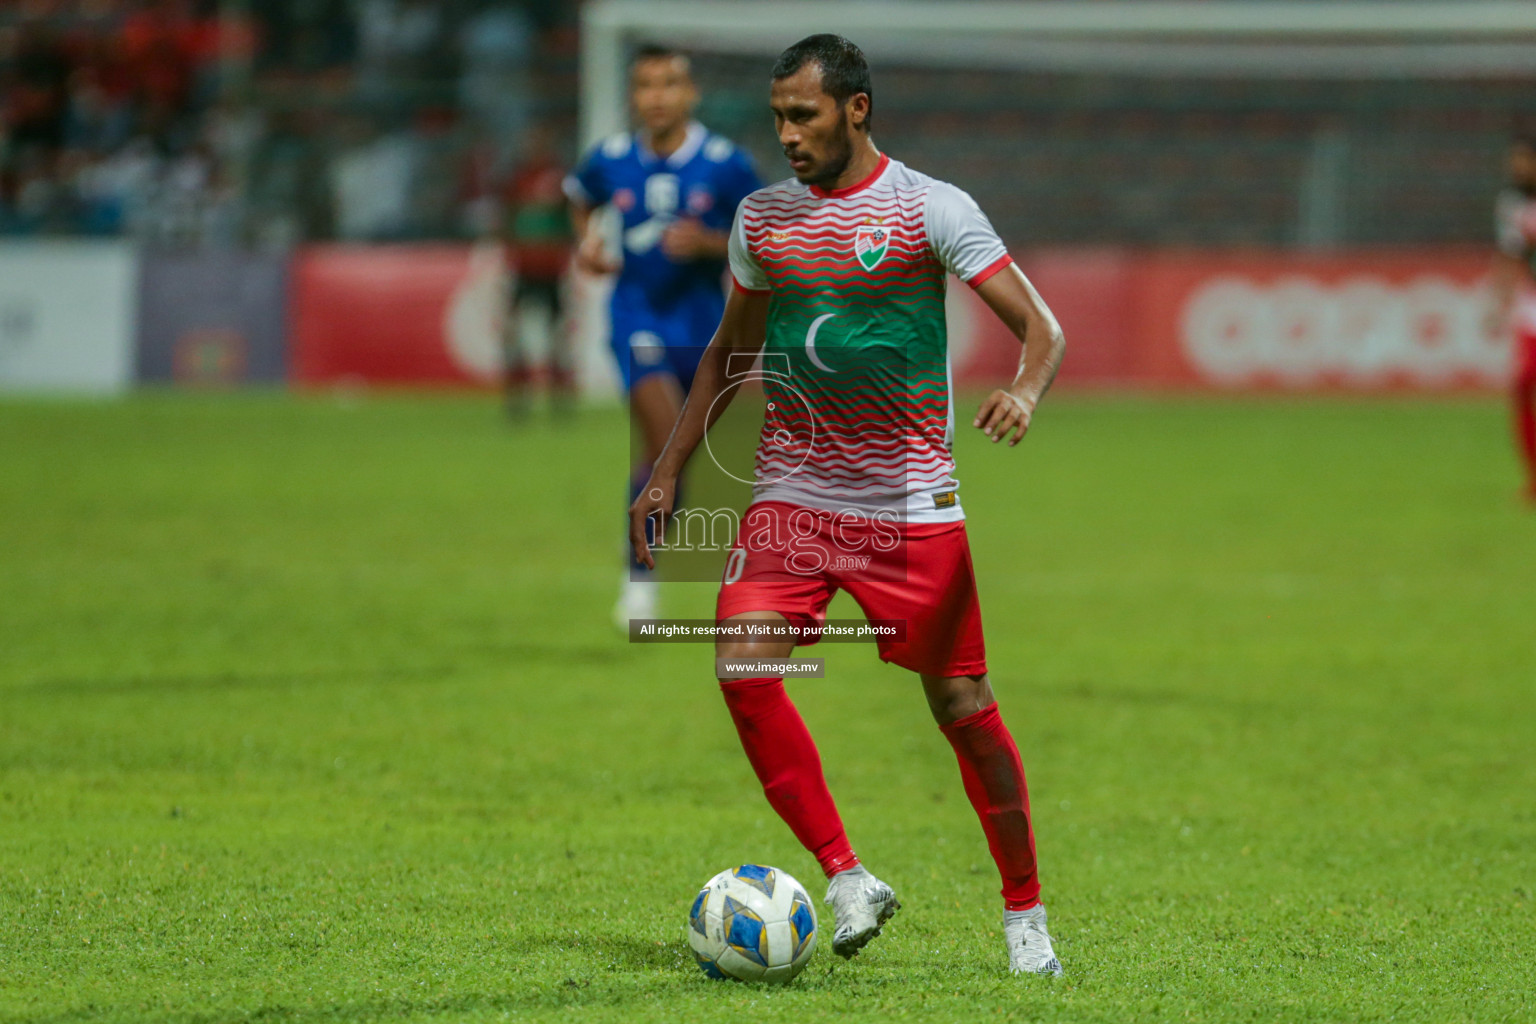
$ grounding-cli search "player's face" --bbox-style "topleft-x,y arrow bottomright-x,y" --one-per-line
631,56 -> 697,137
1510,143 -> 1536,193
770,64 -> 860,187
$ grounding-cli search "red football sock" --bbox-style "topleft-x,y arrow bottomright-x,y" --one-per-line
940,702 -> 1041,910
1515,370 -> 1536,494
718,677 -> 860,878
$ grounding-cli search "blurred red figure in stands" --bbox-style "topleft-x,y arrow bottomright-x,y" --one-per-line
1487,134 -> 1536,504
502,124 -> 575,418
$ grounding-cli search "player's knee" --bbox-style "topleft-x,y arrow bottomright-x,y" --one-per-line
922,673 -> 995,725
715,613 -> 797,672
716,637 -> 791,683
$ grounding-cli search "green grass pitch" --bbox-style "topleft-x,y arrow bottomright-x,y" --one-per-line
1,392 -> 1533,1023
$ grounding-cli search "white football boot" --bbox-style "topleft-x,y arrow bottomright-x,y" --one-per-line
1004,903 -> 1064,976
824,866 -> 900,958
611,574 -> 657,631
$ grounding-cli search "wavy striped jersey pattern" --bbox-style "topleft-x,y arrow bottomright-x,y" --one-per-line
727,154 -> 1015,523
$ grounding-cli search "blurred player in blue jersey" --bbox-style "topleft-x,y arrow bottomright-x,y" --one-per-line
564,44 -> 761,625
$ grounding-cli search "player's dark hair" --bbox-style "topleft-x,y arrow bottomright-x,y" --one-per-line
629,43 -> 691,78
633,43 -> 691,73
772,34 -> 873,131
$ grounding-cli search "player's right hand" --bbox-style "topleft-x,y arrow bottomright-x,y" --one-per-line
973,389 -> 1034,446
660,218 -> 711,261
575,232 -> 621,275
629,473 -> 677,570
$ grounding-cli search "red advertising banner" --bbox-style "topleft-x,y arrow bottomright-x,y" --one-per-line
949,247 -> 1506,391
290,244 -> 1509,393
291,244 -> 507,387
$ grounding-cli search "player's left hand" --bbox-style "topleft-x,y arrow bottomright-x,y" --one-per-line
661,218 -> 714,261
973,390 -> 1033,446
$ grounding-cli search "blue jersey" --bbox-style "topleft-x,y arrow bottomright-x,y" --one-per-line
565,122 -> 760,389
566,121 -> 760,310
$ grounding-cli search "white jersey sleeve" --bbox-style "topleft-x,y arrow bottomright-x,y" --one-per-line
1496,189 -> 1531,258
925,181 -> 1012,286
728,202 -> 771,291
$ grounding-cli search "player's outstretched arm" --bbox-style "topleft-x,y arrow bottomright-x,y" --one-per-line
971,265 -> 1067,447
628,287 -> 771,567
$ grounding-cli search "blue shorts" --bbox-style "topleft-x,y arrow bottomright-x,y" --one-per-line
609,288 -> 723,394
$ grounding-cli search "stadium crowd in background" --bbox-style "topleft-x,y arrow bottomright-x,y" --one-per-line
8,2 -> 1534,253
0,0 -> 575,245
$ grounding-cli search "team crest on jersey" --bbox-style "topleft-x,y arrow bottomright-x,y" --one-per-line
854,224 -> 892,270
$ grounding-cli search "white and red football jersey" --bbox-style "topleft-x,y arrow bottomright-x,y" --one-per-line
727,154 -> 1013,523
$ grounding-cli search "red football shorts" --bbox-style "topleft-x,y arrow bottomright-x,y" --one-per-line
715,501 -> 988,678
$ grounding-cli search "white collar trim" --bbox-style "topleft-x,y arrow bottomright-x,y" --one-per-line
640,121 -> 707,168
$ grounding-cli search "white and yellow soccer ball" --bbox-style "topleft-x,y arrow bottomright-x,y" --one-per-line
687,864 -> 818,983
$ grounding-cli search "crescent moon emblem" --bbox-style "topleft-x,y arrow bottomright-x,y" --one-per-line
805,313 -> 837,373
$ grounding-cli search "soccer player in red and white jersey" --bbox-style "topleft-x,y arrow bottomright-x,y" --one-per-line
629,35 -> 1068,975
1488,134 -> 1536,503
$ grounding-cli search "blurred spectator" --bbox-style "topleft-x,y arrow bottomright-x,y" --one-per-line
355,0 -> 451,102
329,111 -> 417,240
63,65 -> 134,154
458,2 -> 533,156
410,105 -> 467,238
119,1 -> 198,112
245,107 -> 331,247
74,135 -> 158,234
5,21 -> 71,150
250,0 -> 355,74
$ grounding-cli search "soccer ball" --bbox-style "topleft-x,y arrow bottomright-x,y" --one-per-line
687,864 -> 818,983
